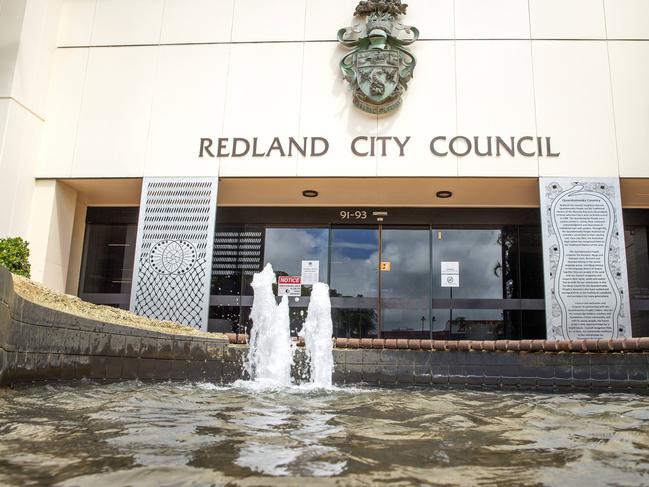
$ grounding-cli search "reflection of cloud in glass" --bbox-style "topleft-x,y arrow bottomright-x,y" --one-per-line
381,229 -> 430,298
264,229 -> 329,281
433,230 -> 503,299
331,229 -> 379,297
383,309 -> 429,331
263,227 -> 506,335
333,242 -> 377,252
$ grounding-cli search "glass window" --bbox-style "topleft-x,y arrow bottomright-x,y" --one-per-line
626,227 -> 649,299
79,208 -> 138,300
210,226 -> 264,333
382,309 -> 430,338
432,229 -> 503,299
332,308 -> 378,339
518,226 -> 544,299
434,308 -> 527,341
237,305 -> 311,337
209,306 -> 241,333
432,309 -> 451,339
212,226 -> 264,296
208,220 -> 548,340
263,227 -> 329,295
625,226 -> 649,337
331,228 -> 379,338
330,228 -> 378,298
380,228 -> 430,337
520,310 -> 546,340
448,309 -> 504,340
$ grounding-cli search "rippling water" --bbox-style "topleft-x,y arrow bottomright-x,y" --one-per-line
1,382 -> 649,486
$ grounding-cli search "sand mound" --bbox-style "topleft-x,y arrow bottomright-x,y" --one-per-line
11,275 -> 218,339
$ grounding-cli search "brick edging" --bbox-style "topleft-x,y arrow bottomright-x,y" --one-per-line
225,334 -> 649,352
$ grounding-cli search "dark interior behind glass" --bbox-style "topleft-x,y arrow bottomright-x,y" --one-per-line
78,207 -> 138,309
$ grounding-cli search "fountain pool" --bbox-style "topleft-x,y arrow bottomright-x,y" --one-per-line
1,383 -> 649,486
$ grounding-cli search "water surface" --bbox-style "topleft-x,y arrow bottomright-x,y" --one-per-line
0,382 -> 648,486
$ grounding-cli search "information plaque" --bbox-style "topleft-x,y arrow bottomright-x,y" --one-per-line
540,178 -> 632,340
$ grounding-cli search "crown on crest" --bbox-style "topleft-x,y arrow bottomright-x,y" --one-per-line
354,0 -> 408,17
355,0 -> 408,37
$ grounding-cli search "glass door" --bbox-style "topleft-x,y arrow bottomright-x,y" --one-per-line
208,222 -> 548,338
432,229 -> 504,340
263,227 -> 330,335
79,207 -> 139,310
330,227 -> 379,338
380,227 -> 431,338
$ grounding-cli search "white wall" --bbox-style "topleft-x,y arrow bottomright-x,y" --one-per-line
0,0 -> 68,292
54,0 -> 649,46
27,179 -> 78,291
0,0 -> 62,240
34,0 -> 649,180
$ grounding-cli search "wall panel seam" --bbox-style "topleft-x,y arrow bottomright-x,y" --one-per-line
602,0 -> 622,177
527,0 -> 540,177
0,97 -> 44,124
55,38 -> 649,50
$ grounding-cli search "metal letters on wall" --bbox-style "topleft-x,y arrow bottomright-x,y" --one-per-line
338,0 -> 419,114
540,177 -> 632,340
130,177 -> 218,331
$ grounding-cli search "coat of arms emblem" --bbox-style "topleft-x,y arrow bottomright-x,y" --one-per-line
338,0 -> 419,114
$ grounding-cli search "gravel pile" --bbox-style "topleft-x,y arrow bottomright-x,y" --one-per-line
12,275 -> 218,338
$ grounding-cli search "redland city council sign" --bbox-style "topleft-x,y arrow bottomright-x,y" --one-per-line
198,136 -> 560,159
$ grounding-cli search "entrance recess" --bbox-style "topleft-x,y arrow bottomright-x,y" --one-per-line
209,207 -> 549,340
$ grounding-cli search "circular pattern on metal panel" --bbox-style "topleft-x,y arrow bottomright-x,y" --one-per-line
149,240 -> 197,275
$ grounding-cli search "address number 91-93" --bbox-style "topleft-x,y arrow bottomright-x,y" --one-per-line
340,210 -> 367,220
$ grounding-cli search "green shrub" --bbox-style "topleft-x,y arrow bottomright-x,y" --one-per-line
0,237 -> 31,278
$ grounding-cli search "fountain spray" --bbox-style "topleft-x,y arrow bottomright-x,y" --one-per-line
299,283 -> 334,388
247,264 -> 293,386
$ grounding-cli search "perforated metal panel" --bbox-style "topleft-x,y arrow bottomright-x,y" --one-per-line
130,177 -> 218,330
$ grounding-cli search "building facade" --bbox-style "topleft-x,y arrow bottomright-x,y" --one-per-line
0,0 -> 648,340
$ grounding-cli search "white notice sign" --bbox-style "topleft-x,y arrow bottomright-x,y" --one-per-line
441,261 -> 459,275
301,260 -> 320,285
441,261 -> 460,288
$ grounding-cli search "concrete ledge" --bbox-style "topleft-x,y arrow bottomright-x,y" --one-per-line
0,266 -> 240,386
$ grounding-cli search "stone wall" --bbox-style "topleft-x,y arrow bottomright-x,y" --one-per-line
0,266 -> 243,386
2,266 -> 649,391
331,347 -> 649,391
232,336 -> 649,391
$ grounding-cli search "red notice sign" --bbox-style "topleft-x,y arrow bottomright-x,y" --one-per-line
278,276 -> 302,296
278,276 -> 301,285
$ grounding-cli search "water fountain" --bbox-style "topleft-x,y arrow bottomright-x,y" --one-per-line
300,282 -> 334,388
246,264 -> 294,387
246,264 -> 334,389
